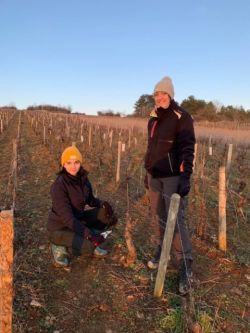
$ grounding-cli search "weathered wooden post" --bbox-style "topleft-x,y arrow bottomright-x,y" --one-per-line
0,209 -> 14,333
208,136 -> 213,156
109,130 -> 113,148
219,166 -> 227,251
88,125 -> 92,147
193,143 -> 198,170
0,118 -> 3,134
65,118 -> 70,138
43,125 -> 46,145
226,144 -> 233,171
116,140 -> 122,183
17,112 -> 21,141
154,193 -> 180,298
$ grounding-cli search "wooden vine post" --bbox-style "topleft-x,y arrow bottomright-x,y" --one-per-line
193,143 -> 198,170
116,140 -> 122,183
226,143 -> 233,171
43,125 -> 46,145
208,135 -> 213,156
219,166 -> 227,251
109,130 -> 113,147
154,193 -> 180,297
88,125 -> 92,146
0,210 -> 14,333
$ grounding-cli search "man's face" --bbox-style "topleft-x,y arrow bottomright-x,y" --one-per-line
154,91 -> 171,109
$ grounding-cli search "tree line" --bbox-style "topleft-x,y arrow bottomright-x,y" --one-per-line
2,95 -> 250,122
132,94 -> 250,122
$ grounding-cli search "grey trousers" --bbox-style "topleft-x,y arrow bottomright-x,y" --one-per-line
147,173 -> 192,262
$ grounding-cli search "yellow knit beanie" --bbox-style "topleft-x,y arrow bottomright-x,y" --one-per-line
61,146 -> 82,166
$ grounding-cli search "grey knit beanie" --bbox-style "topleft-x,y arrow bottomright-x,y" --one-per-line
153,76 -> 175,99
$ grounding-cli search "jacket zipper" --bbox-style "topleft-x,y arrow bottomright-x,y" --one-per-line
168,153 -> 173,173
150,121 -> 157,138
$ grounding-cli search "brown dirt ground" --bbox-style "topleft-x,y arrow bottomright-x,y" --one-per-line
0,112 -> 249,333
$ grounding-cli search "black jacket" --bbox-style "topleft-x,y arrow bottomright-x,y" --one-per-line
144,100 -> 195,178
47,167 -> 101,235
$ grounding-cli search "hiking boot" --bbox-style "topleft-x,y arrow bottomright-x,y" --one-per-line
147,245 -> 161,270
93,246 -> 108,258
178,259 -> 193,295
51,244 -> 70,269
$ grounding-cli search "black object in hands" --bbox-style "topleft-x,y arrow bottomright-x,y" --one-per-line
178,175 -> 191,197
88,234 -> 105,247
101,201 -> 113,217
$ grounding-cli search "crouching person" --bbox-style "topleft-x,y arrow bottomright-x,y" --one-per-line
47,145 -> 117,269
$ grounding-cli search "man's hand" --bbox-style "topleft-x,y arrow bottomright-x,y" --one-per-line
178,175 -> 191,197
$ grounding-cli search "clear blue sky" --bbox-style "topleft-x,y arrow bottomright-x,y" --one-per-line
1,0 -> 250,115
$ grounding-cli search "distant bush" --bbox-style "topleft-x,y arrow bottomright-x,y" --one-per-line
27,104 -> 71,114
97,110 -> 121,117
0,106 -> 17,111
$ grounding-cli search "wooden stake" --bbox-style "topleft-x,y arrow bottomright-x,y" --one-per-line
219,166 -> 227,251
43,126 -> 46,145
88,126 -> 92,146
116,141 -> 122,183
208,136 -> 212,156
154,193 -> 180,297
109,130 -> 113,147
193,143 -> 198,170
0,210 -> 14,333
226,144 -> 233,171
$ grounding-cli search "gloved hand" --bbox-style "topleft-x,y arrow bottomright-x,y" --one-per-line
101,201 -> 113,217
87,234 -> 105,247
177,175 -> 191,197
144,174 -> 149,190
83,226 -> 91,239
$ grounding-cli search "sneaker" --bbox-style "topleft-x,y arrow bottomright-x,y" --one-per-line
93,246 -> 108,258
51,244 -> 70,269
147,245 -> 161,270
178,259 -> 193,295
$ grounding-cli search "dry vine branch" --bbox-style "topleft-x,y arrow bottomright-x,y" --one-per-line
121,213 -> 137,267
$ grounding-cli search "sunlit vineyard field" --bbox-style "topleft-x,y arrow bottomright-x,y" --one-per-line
0,109 -> 249,333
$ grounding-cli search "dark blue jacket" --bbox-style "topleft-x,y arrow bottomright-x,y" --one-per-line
47,167 -> 101,236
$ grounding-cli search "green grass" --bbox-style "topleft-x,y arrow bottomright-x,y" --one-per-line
157,308 -> 184,333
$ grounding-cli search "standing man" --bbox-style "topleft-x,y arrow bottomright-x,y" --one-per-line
144,76 -> 196,295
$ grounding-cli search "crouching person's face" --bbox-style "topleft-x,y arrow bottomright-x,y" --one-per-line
63,159 -> 81,176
